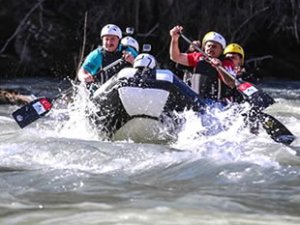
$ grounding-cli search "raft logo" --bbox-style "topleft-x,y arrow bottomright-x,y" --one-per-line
16,115 -> 23,121
264,119 -> 274,129
32,101 -> 47,115
238,82 -> 258,96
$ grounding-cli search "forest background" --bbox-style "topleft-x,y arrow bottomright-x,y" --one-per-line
0,0 -> 300,81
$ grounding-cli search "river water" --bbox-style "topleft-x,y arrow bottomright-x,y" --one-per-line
1,78 -> 300,225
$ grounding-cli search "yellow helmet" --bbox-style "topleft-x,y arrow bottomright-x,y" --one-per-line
223,43 -> 245,60
202,31 -> 226,49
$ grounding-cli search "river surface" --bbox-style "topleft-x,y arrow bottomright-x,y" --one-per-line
1,78 -> 300,225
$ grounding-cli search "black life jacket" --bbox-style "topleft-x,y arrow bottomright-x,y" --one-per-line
101,48 -> 123,68
97,46 -> 130,82
193,59 -> 232,101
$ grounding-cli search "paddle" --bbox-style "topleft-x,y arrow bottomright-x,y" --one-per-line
258,112 -> 295,145
11,87 -> 74,128
180,33 -> 275,110
12,58 -> 125,128
94,58 -> 125,84
180,33 -> 296,145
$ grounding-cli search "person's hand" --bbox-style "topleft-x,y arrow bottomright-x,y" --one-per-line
210,58 -> 222,68
83,74 -> 95,83
169,25 -> 183,39
123,51 -> 135,64
188,40 -> 201,52
235,66 -> 245,76
78,70 -> 95,83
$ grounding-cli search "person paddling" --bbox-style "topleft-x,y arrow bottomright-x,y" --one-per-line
77,24 -> 138,84
221,43 -> 246,103
223,43 -> 245,76
223,43 -> 265,134
224,43 -> 259,84
169,25 -> 235,104
223,43 -> 259,102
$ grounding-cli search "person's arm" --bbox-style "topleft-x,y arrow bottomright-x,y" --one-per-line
217,68 -> 236,88
169,25 -> 189,66
122,46 -> 138,65
77,49 -> 101,83
210,58 -> 236,88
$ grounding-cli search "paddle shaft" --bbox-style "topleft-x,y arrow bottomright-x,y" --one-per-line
95,58 -> 125,83
46,58 -> 126,102
12,57 -> 127,128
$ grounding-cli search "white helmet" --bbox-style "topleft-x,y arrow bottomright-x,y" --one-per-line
133,53 -> 156,69
121,36 -> 139,52
202,31 -> 226,49
100,24 -> 122,39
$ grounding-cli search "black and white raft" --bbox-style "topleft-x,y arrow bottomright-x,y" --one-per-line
90,68 -> 206,143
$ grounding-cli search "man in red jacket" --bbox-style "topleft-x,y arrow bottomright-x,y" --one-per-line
169,25 -> 235,102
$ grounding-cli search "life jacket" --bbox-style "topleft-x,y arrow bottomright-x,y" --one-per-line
96,46 -> 130,82
101,48 -> 123,68
191,59 -> 234,101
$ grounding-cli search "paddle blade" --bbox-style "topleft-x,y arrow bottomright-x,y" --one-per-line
237,82 -> 275,110
259,113 -> 295,145
12,98 -> 53,128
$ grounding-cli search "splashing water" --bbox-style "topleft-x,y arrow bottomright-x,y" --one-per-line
1,78 -> 300,225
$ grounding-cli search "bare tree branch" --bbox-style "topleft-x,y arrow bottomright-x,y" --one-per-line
231,6 -> 270,41
0,0 -> 46,55
76,11 -> 88,79
138,23 -> 160,38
